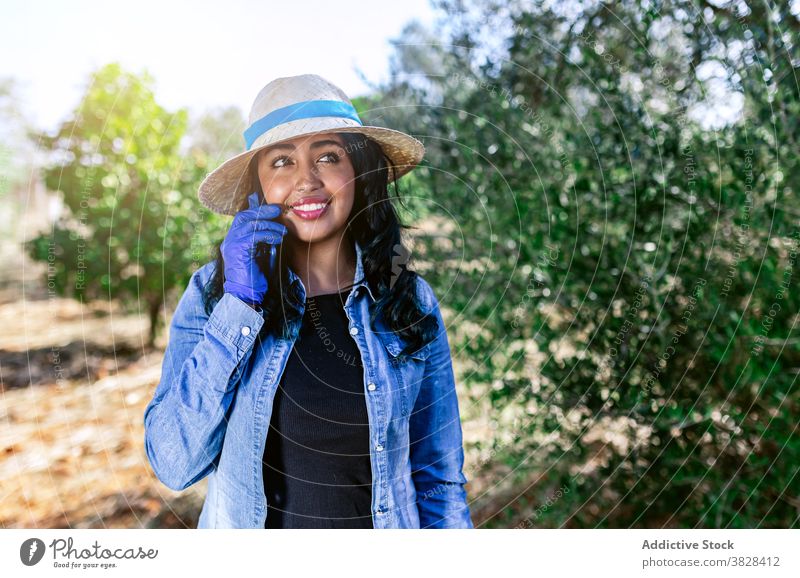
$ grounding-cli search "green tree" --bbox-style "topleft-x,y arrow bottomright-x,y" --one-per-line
378,0 -> 799,527
26,63 -> 229,347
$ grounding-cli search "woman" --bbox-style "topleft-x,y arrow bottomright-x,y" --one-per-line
143,74 -> 473,529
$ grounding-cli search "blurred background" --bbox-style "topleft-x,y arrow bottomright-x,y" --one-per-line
1,0 -> 798,529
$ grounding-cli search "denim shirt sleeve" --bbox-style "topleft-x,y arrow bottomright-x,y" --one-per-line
143,266 -> 265,491
408,279 -> 474,528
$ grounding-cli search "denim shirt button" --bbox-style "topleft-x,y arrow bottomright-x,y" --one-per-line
349,326 -> 359,335
241,326 -> 251,336
375,443 -> 384,452
367,382 -> 376,391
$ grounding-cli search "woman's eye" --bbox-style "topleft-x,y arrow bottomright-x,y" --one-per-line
271,152 -> 339,168
318,152 -> 340,163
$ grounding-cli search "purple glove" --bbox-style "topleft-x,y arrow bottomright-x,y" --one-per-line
221,192 -> 287,306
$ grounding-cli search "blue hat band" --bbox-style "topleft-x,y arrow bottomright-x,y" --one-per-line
243,100 -> 363,150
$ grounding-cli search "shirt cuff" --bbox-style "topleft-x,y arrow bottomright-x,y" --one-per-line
206,292 -> 266,351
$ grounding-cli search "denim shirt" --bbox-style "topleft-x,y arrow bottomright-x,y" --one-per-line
143,240 -> 474,529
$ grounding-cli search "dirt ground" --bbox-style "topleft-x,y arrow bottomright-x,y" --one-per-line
0,296 -> 205,528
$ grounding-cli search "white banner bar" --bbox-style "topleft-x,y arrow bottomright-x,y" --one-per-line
2,529 -> 798,577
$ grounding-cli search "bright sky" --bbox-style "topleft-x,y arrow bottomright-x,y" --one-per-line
1,0 -> 438,133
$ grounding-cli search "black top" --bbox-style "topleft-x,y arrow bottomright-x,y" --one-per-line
263,288 -> 374,528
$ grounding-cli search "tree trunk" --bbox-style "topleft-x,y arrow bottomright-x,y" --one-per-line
147,298 -> 162,349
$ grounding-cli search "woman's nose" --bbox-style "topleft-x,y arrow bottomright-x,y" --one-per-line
295,161 -> 322,191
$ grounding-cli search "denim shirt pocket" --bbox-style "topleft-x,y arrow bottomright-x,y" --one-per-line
377,331 -> 432,418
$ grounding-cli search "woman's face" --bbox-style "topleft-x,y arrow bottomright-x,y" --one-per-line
255,133 -> 355,245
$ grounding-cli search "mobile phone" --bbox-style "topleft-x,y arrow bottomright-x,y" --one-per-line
268,244 -> 277,278
254,242 -> 278,279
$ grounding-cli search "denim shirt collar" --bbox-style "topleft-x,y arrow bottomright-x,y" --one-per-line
286,238 -> 375,302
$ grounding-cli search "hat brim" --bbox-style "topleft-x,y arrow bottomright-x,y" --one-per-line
197,124 -> 425,216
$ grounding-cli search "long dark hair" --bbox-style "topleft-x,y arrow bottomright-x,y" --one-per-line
201,132 -> 437,357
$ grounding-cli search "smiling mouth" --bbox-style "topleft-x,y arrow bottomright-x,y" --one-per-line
287,198 -> 333,219
289,198 -> 331,210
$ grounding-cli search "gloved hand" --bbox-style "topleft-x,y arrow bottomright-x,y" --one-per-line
221,191 -> 287,306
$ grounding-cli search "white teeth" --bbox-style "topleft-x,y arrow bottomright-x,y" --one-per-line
293,202 -> 327,212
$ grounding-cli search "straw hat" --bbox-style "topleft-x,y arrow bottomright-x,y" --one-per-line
197,73 -> 425,215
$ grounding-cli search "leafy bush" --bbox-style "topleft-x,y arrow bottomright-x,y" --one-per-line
378,0 -> 799,527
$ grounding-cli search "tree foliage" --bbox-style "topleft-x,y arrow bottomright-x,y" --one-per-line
378,0 -> 799,527
26,63 -> 229,346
